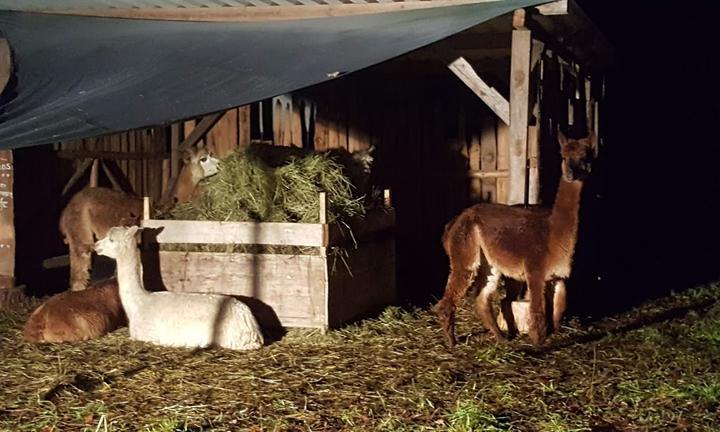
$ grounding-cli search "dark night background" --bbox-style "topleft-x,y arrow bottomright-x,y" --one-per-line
569,0 -> 720,318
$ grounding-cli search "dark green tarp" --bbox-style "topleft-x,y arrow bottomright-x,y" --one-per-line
0,1 -> 546,149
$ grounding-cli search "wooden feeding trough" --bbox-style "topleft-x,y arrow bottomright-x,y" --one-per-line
140,192 -> 396,330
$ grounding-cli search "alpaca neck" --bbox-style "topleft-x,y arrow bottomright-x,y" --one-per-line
157,165 -> 198,210
173,165 -> 199,204
115,246 -> 150,318
549,180 -> 584,259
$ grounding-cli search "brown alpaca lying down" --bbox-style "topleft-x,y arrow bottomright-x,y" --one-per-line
23,278 -> 126,343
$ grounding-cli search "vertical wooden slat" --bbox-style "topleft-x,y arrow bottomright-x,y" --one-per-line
89,159 -> 99,187
480,116 -> 498,203
314,107 -> 329,152
120,132 -> 129,184
239,106 -> 251,150
496,120 -> 510,204
127,132 -> 136,195
170,123 -> 181,179
206,109 -> 239,157
468,133 -> 482,201
585,77 -> 594,134
509,28 -> 531,205
0,150 -> 15,289
527,125 -> 540,205
290,99 -> 303,147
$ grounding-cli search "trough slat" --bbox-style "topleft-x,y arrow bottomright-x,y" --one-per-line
143,251 -> 327,328
142,219 -> 328,247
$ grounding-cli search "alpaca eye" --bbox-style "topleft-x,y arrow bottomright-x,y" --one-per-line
200,156 -> 208,163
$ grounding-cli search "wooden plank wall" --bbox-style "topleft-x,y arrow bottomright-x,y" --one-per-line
52,52 -> 602,305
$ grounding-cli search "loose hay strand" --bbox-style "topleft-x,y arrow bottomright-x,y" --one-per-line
1,284 -> 720,431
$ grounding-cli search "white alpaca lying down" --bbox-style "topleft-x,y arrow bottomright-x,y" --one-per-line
95,226 -> 264,350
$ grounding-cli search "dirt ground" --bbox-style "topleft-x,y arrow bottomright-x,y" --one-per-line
0,283 -> 718,432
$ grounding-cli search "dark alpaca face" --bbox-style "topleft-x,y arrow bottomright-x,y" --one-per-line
559,132 -> 597,182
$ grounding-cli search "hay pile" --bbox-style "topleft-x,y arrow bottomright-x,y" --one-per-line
169,150 -> 365,224
2,284 -> 720,431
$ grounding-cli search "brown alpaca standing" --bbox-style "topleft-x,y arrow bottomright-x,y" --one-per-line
435,132 -> 596,347
60,143 -> 219,291
23,278 -> 126,343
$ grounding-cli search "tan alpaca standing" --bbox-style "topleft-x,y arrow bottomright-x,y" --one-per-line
60,143 -> 219,291
435,132 -> 597,347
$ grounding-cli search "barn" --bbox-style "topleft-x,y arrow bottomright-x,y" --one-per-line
0,0 -> 613,319
5,1 -> 720,431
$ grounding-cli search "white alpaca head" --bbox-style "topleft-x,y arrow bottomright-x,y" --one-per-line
95,226 -> 141,259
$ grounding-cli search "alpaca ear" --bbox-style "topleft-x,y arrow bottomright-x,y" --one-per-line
182,148 -> 192,164
367,145 -> 376,155
126,226 -> 141,239
558,130 -> 569,149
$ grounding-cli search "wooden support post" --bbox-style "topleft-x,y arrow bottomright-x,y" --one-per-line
448,57 -> 510,125
0,150 -> 15,289
143,196 -> 151,221
509,22 -> 531,205
0,150 -> 24,306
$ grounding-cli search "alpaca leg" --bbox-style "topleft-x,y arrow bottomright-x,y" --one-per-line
474,267 -> 506,341
552,280 -> 567,332
68,243 -> 93,291
527,271 -> 548,346
434,267 -> 477,348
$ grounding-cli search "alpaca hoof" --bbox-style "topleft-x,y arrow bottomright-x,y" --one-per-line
493,332 -> 508,343
528,314 -> 547,346
444,333 -> 456,350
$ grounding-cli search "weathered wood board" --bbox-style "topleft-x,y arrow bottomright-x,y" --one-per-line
142,209 -> 397,329
0,150 -> 15,289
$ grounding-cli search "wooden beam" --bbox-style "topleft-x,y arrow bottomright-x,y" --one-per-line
36,0 -> 509,22
178,112 -> 224,152
0,38 -> 12,94
508,28 -> 531,205
56,150 -> 170,160
61,158 -> 94,196
535,0 -> 568,16
448,57 -> 510,125
468,169 -> 508,179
